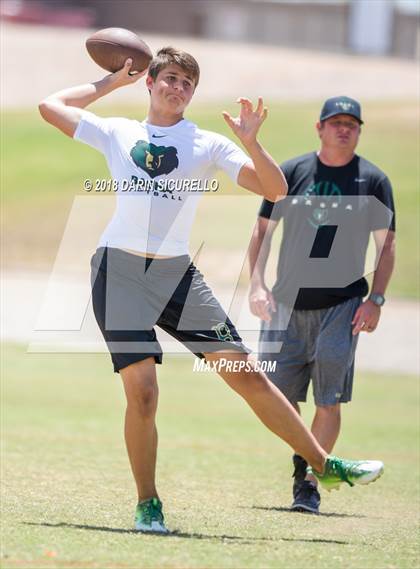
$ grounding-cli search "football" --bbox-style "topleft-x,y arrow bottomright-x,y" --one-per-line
86,27 -> 153,74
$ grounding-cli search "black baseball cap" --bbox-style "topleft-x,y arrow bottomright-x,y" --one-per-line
320,96 -> 363,124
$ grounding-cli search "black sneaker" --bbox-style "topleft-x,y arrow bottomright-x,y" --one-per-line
291,454 -> 321,514
291,480 -> 321,514
292,454 -> 307,486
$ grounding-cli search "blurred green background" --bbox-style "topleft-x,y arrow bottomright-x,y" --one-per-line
2,99 -> 419,297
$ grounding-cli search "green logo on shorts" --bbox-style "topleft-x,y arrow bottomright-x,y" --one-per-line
130,140 -> 179,179
212,322 -> 234,342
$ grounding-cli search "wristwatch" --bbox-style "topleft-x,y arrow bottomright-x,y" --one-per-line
368,293 -> 386,307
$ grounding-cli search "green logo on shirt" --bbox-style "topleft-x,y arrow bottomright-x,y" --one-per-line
130,140 -> 179,179
304,181 -> 342,228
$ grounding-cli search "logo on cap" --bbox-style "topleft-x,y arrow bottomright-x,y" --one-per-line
336,101 -> 354,112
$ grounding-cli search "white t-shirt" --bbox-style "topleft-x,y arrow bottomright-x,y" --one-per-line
74,111 -> 251,256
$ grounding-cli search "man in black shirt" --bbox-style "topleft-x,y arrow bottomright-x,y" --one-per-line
249,96 -> 395,514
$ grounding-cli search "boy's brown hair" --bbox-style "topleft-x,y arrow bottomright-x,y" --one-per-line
148,47 -> 200,87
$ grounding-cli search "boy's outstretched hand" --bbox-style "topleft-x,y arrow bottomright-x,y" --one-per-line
222,97 -> 268,147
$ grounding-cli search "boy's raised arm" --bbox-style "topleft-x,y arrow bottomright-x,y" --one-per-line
38,59 -> 145,137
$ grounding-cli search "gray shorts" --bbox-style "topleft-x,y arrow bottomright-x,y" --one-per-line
258,297 -> 362,406
91,247 -> 249,372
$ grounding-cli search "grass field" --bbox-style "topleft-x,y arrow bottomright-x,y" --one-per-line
2,100 -> 419,297
1,343 -> 419,569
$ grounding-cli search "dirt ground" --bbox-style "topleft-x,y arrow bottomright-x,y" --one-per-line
1,22 -> 419,108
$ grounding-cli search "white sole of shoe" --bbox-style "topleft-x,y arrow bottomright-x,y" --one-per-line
135,521 -> 169,534
356,462 -> 384,485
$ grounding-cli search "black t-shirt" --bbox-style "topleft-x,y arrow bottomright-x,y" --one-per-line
259,152 -> 396,310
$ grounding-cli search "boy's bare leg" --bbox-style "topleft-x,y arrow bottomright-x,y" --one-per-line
120,357 -> 159,502
204,352 -> 327,473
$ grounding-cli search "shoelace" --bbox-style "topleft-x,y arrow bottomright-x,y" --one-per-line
296,481 -> 320,500
137,499 -> 163,524
138,502 -> 152,525
327,457 -> 354,486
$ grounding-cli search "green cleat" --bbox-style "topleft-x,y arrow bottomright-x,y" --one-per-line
309,456 -> 384,492
135,497 -> 169,533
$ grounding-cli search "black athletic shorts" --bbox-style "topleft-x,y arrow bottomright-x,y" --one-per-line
91,247 -> 249,372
